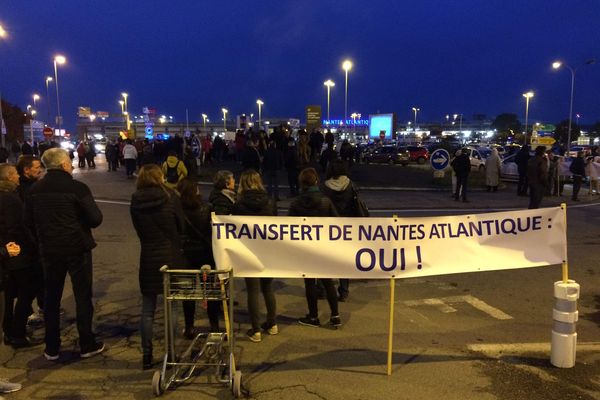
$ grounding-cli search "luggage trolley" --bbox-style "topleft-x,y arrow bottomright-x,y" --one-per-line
152,265 -> 242,397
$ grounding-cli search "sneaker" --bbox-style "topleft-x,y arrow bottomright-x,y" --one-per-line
298,316 -> 320,328
246,329 -> 262,343
0,378 -> 22,393
261,322 -> 279,335
329,315 -> 342,327
43,350 -> 59,361
338,293 -> 348,302
81,342 -> 105,358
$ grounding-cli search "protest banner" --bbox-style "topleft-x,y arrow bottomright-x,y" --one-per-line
212,207 -> 566,279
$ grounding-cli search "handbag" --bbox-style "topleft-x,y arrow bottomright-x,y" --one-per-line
352,184 -> 370,217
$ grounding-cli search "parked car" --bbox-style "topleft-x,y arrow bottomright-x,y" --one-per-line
364,145 -> 410,165
499,153 -> 519,181
463,147 -> 490,172
567,145 -> 589,157
400,145 -> 430,164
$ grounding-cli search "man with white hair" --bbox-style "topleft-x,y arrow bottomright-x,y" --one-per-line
23,148 -> 104,361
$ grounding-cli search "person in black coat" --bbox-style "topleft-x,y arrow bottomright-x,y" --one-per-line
289,167 -> 341,328
24,148 -> 104,361
262,139 -> 283,201
177,178 -> 220,337
515,144 -> 530,196
241,140 -> 262,173
569,151 -> 586,201
526,146 -> 548,209
130,164 -> 187,369
284,139 -> 300,197
231,170 -> 277,343
0,164 -> 38,347
208,170 -> 236,215
321,159 -> 358,301
451,148 -> 471,202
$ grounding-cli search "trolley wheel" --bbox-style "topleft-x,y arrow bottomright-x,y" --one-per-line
152,370 -> 164,396
232,370 -> 242,398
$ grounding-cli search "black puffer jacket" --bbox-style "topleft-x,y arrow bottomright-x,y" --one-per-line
321,176 -> 356,217
182,202 -> 214,268
0,182 -> 34,271
130,186 -> 187,295
208,189 -> 236,215
231,189 -> 276,216
288,187 -> 339,217
24,169 -> 103,259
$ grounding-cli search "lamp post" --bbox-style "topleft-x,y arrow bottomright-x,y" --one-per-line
45,77 -> 53,124
53,55 -> 66,134
323,80 -> 335,121
33,94 -> 40,108
342,60 -> 353,125
453,114 -> 463,139
121,92 -> 130,131
552,59 -> 596,153
202,113 -> 207,131
221,108 -> 228,131
256,99 -> 264,128
522,91 -> 534,144
412,107 -> 420,133
0,24 -> 7,147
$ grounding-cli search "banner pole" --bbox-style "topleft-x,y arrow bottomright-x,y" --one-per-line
561,203 -> 568,283
387,276 -> 395,376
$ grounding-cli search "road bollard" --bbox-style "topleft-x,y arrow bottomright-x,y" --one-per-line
550,280 -> 580,368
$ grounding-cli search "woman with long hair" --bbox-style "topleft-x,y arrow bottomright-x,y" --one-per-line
231,169 -> 277,342
177,178 -> 220,337
130,164 -> 187,370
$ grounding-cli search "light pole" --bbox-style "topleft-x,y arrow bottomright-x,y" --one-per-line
221,108 -> 228,131
256,99 -> 264,128
45,77 -> 53,124
202,113 -> 207,131
0,24 -> 7,147
119,100 -> 126,131
342,60 -> 353,125
522,91 -> 534,144
122,92 -> 130,131
323,80 -> 335,121
53,54 -> 66,134
412,107 -> 420,133
454,114 -> 463,139
552,59 -> 596,153
33,94 -> 40,108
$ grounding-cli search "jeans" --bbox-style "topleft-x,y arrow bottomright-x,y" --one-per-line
518,173 -> 528,195
182,300 -> 220,330
245,278 -> 276,332
125,158 -> 137,177
455,175 -> 468,200
43,252 -> 95,353
304,278 -> 338,318
528,183 -> 544,209
3,267 -> 38,339
264,170 -> 279,199
572,175 -> 583,199
338,279 -> 350,297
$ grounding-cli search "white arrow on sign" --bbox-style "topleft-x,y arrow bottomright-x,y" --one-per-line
433,154 -> 448,165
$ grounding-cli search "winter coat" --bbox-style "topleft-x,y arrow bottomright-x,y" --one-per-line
322,176 -> 355,217
485,150 -> 501,187
242,147 -> 261,172
527,155 -> 548,186
162,156 -> 188,189
209,189 -> 236,215
451,153 -> 471,177
288,187 -> 339,217
24,169 -> 103,259
122,144 -> 138,160
262,147 -> 283,171
231,189 -> 276,216
181,202 -> 214,268
17,176 -> 37,201
515,146 -> 530,175
130,186 -> 187,295
0,181 -> 34,272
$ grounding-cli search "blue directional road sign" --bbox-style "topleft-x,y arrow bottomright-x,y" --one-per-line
191,136 -> 201,158
430,149 -> 450,170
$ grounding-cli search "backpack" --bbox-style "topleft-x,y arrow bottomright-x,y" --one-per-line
166,160 -> 180,184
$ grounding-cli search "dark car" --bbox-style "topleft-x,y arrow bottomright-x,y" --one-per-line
364,145 -> 410,165
399,146 -> 430,164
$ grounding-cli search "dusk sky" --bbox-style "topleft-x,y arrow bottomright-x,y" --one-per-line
1,1 -> 599,131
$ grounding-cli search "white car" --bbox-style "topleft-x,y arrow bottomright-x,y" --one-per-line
463,147 -> 490,172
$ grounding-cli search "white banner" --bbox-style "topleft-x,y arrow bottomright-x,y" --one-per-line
212,207 -> 566,279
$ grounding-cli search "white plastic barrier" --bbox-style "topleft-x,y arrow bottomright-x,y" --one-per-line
551,280 -> 580,368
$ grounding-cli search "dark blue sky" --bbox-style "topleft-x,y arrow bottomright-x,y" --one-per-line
1,0 -> 599,131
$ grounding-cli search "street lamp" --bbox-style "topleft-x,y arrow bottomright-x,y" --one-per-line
53,54 -> 66,133
522,91 -> 534,144
45,77 -> 53,123
32,94 -> 40,108
552,59 -> 596,153
412,107 -> 420,133
453,113 -> 463,138
323,80 -> 335,121
221,108 -> 228,131
0,24 -> 8,147
202,113 -> 207,130
121,92 -> 130,130
256,99 -> 264,127
342,60 -> 353,124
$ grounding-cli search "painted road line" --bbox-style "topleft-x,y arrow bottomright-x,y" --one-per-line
96,199 -> 130,205
404,295 -> 512,320
467,342 -> 600,358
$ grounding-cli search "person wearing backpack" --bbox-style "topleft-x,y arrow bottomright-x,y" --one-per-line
162,151 -> 188,189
